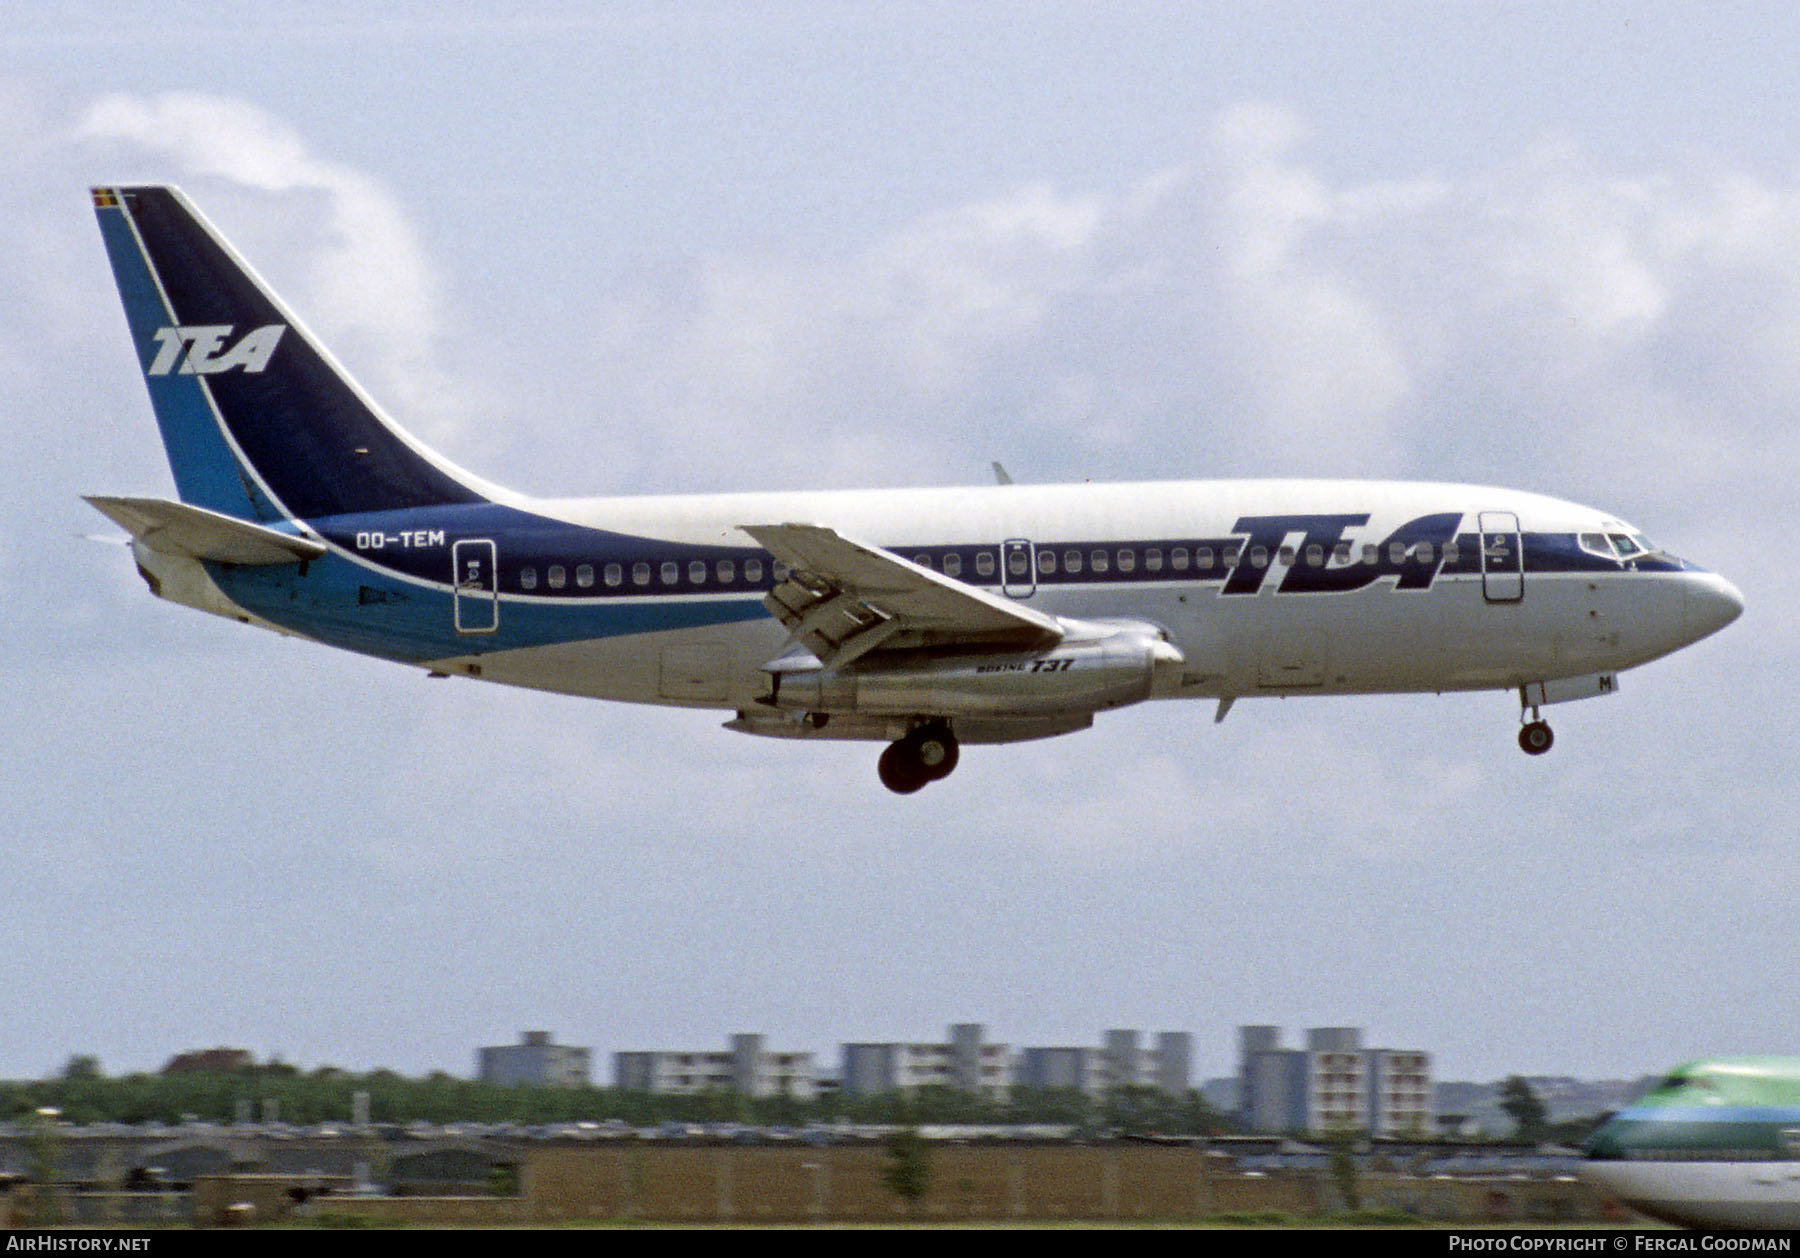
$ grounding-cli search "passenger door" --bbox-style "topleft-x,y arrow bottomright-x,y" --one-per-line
453,538 -> 499,634
1478,512 -> 1524,603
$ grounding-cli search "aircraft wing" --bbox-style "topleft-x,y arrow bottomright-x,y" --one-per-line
84,495 -> 327,566
741,522 -> 1063,667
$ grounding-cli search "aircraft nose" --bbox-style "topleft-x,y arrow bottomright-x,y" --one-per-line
1684,572 -> 1744,639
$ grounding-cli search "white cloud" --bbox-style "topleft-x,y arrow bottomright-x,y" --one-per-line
550,105 -> 1800,551
74,90 -> 489,454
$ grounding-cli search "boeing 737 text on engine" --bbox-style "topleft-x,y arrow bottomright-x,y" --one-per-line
85,186 -> 1743,793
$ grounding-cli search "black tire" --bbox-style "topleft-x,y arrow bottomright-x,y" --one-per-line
1518,721 -> 1554,755
878,740 -> 930,793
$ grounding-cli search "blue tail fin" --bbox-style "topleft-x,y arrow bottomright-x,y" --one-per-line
92,185 -> 486,523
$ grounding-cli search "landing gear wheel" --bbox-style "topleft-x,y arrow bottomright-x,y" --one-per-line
878,741 -> 930,794
1518,721 -> 1554,756
909,723 -> 959,781
877,723 -> 960,793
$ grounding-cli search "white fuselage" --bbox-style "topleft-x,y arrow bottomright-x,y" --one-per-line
1584,1160 -> 1800,1230
421,478 -> 1738,718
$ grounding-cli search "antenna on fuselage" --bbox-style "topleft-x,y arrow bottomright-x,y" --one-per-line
991,462 -> 1015,486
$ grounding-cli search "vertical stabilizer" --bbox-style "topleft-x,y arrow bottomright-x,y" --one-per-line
91,185 -> 487,523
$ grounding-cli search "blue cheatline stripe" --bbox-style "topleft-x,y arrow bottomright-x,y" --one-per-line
298,499 -> 1708,605
211,554 -> 771,663
1611,1106 -> 1800,1123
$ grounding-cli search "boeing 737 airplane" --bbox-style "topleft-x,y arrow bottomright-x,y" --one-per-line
85,186 -> 1743,792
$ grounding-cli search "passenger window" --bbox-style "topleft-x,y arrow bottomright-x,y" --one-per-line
1008,550 -> 1028,576
716,559 -> 735,583
1117,550 -> 1136,573
1415,542 -> 1434,564
1171,548 -> 1189,571
1038,550 -> 1057,574
943,553 -> 963,577
975,552 -> 996,578
1091,550 -> 1109,574
548,565 -> 567,590
632,562 -> 651,586
1222,545 -> 1242,565
1145,548 -> 1163,573
1276,545 -> 1295,566
576,564 -> 594,588
1388,541 -> 1406,565
1249,546 -> 1268,569
1441,542 -> 1459,566
1194,547 -> 1212,570
683,560 -> 702,583
773,561 -> 790,582
913,554 -> 933,569
1332,541 -> 1351,564
520,567 -> 538,591
1362,544 -> 1378,565
745,558 -> 764,583
604,563 -> 622,587
1063,550 -> 1082,574
1305,543 -> 1323,567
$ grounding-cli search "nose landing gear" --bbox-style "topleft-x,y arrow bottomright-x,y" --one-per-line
1518,720 -> 1554,755
1517,688 -> 1554,755
877,722 -> 960,793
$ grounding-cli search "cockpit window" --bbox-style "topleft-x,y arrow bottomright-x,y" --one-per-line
1580,532 -> 1656,562
1652,1072 -> 1720,1103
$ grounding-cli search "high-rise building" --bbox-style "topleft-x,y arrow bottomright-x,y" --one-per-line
613,1033 -> 815,1099
477,1031 -> 591,1088
1237,1025 -> 1433,1135
840,1023 -> 1013,1099
1015,1046 -> 1107,1094
1015,1030 -> 1192,1099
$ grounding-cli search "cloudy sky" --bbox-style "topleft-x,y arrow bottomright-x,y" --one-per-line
5,1 -> 1796,1088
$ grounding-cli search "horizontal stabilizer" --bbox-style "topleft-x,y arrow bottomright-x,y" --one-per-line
84,495 -> 327,566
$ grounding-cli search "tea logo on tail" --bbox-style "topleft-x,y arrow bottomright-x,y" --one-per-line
147,324 -> 286,376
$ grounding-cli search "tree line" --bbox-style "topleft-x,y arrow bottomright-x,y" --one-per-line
7,1060 -> 1608,1144
4,1056 -> 1231,1134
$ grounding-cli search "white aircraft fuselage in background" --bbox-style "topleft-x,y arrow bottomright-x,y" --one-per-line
1584,1058 -> 1800,1229
86,186 -> 1743,792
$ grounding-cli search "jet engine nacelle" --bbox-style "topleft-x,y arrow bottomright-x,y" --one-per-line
767,625 -> 1185,719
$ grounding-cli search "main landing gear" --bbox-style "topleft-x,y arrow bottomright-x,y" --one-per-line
878,722 -> 960,794
1517,689 -> 1554,756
